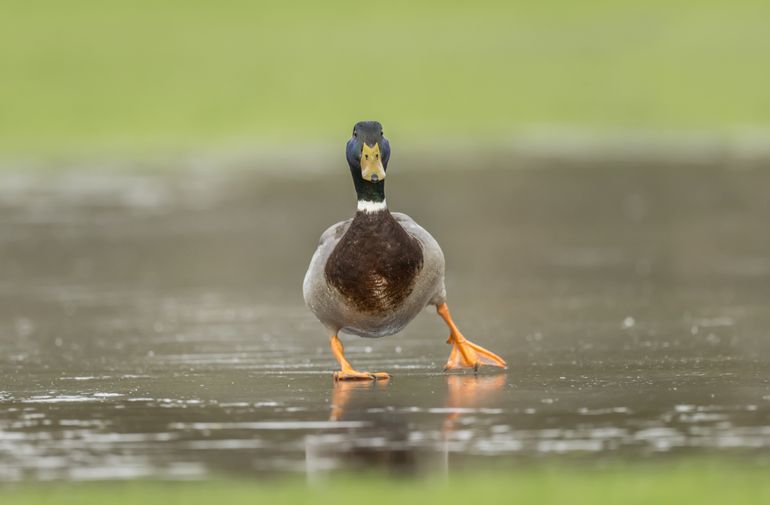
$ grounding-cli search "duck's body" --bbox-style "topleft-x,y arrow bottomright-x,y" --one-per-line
303,210 -> 446,338
304,121 -> 506,380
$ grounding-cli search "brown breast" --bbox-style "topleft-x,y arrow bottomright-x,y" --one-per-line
325,210 -> 424,314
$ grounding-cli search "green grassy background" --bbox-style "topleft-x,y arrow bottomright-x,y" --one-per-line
2,0 -> 770,156
3,464 -> 770,505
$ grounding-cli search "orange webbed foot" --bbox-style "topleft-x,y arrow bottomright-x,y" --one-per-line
437,303 -> 507,372
329,334 -> 391,381
333,369 -> 391,381
444,338 -> 507,371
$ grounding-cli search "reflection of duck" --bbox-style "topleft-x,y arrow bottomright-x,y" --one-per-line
308,380 -> 416,479
443,374 -> 507,433
314,375 -> 507,479
303,121 -> 506,381
328,375 -> 507,428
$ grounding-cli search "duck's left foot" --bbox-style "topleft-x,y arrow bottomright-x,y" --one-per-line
444,338 -> 507,371
437,303 -> 507,371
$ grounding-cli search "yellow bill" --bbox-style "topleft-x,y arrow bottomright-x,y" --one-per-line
361,143 -> 385,182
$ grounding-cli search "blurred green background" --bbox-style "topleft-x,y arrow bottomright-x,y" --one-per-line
4,464 -> 770,505
2,0 -> 769,156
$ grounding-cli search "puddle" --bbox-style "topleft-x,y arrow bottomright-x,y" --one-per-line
1,155 -> 770,480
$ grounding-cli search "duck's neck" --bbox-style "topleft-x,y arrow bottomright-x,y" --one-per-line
354,179 -> 387,214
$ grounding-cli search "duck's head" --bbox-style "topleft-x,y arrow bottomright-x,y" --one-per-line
346,121 -> 391,203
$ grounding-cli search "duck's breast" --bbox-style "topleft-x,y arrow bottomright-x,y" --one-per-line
304,212 -> 446,337
325,211 -> 424,316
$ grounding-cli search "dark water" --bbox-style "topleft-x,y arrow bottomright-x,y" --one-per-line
1,154 -> 770,481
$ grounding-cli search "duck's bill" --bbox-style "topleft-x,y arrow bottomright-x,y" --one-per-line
361,160 -> 386,183
361,143 -> 386,182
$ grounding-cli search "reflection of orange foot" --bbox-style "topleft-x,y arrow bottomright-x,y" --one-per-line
333,369 -> 391,381
443,374 -> 507,432
330,380 -> 387,421
437,303 -> 507,371
446,374 -> 508,398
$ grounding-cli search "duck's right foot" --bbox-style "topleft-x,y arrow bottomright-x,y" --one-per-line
329,334 -> 391,381
333,369 -> 391,381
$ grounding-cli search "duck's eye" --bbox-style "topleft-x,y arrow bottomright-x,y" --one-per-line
375,153 -> 379,159
365,154 -> 369,160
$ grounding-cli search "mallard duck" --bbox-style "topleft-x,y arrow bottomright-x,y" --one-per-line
303,121 -> 506,380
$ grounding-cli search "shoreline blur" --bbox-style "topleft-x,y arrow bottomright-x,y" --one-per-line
2,129 -> 770,173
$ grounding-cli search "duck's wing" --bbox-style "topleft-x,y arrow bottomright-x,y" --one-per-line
317,218 -> 353,249
391,212 -> 442,253
391,212 -> 447,305
310,218 -> 353,271
303,218 -> 353,312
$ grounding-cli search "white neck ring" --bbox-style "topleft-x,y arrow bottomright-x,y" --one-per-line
357,199 -> 387,213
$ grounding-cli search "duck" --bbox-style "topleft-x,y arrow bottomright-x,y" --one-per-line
303,121 -> 506,380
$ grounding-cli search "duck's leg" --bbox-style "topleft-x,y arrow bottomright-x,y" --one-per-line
330,334 -> 391,381
437,303 -> 507,371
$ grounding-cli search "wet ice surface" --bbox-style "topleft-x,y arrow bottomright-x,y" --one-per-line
1,155 -> 770,481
